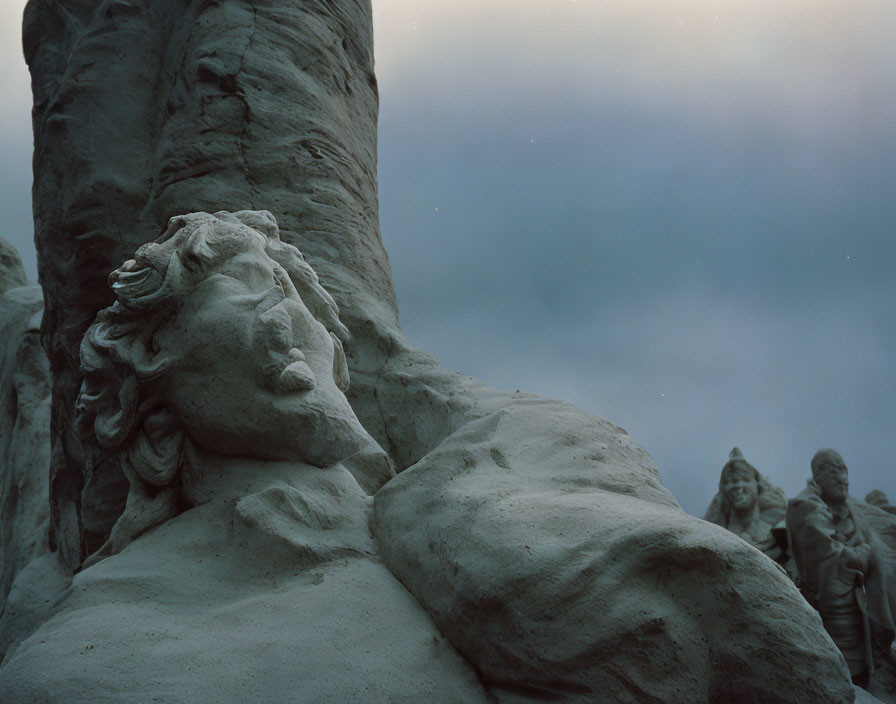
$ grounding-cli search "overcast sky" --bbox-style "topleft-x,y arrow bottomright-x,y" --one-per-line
2,1 -> 894,515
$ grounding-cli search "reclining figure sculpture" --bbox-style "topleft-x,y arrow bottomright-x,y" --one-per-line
0,211 -> 856,703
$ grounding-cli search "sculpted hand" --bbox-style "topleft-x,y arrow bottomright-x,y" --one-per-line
853,542 -> 872,572
844,544 -> 871,572
846,533 -> 864,547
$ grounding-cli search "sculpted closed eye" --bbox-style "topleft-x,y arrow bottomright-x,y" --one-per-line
252,297 -> 317,392
273,271 -> 288,298
257,302 -> 294,350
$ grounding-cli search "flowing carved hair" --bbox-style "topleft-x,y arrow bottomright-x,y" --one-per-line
703,447 -> 787,528
75,210 -> 351,567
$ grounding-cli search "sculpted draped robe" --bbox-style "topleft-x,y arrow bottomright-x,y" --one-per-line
787,480 -> 896,671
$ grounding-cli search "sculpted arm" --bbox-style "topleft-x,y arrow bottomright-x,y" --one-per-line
374,401 -> 853,704
786,496 -> 863,605
845,532 -> 872,572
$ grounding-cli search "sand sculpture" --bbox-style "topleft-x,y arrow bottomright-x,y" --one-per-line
0,0 -> 874,701
704,447 -> 789,565
0,211 -> 855,702
788,449 -> 896,692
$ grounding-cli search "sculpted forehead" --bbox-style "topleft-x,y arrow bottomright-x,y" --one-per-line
725,467 -> 756,482
722,462 -> 756,485
107,210 -> 350,347
816,460 -> 847,477
200,244 -> 279,288
152,218 -> 269,277
811,449 -> 847,478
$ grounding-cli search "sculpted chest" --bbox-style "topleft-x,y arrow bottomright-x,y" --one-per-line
0,480 -> 489,704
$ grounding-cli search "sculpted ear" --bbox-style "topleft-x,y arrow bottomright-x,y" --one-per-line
130,329 -> 173,381
126,406 -> 183,486
77,374 -> 139,448
331,332 -> 350,392
78,324 -> 173,448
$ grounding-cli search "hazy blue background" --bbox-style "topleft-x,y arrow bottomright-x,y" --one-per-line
2,1 -> 894,515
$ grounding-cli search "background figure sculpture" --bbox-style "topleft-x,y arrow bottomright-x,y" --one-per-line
0,0 -> 879,700
787,449 -> 896,692
868,491 -> 896,517
704,447 -> 790,566
0,240 -> 61,658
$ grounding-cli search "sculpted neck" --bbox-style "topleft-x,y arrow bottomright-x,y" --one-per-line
822,494 -> 848,513
173,440 -> 379,572
180,442 -> 358,506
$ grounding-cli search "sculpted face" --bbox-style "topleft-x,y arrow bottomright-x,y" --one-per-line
75,212 -> 393,562
723,464 -> 758,513
815,458 -> 849,505
150,228 -> 372,467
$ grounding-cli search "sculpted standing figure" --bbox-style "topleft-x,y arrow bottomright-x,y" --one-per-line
787,449 -> 896,688
867,490 -> 896,517
704,447 -> 789,565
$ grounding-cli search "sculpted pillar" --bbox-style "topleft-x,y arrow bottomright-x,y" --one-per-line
24,0 -> 390,568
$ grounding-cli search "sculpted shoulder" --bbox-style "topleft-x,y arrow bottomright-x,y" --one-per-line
787,482 -> 828,518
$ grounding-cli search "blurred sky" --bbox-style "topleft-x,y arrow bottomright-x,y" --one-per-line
2,1 -> 894,515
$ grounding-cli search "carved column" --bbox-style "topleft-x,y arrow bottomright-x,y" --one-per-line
24,0 -> 395,569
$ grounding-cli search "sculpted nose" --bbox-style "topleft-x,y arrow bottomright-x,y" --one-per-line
256,301 -> 295,351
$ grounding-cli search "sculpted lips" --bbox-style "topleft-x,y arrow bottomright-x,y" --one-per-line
279,348 -> 317,391
109,259 -> 164,299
